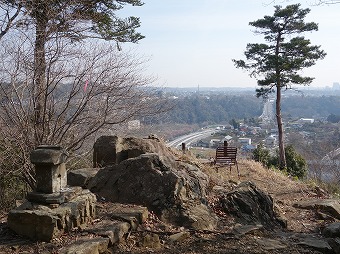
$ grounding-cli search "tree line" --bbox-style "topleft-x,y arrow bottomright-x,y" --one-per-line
160,94 -> 340,125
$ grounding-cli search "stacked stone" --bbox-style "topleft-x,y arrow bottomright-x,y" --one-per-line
8,145 -> 96,242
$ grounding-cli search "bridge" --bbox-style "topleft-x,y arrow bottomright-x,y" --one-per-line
321,147 -> 340,162
166,129 -> 215,149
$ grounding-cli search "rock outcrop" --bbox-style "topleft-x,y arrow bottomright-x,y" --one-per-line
322,222 -> 340,238
89,136 -> 218,231
89,153 -> 217,230
67,168 -> 100,188
294,198 -> 340,220
93,135 -> 176,167
218,181 -> 286,229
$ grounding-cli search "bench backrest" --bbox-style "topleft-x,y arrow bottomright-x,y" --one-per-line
215,146 -> 237,164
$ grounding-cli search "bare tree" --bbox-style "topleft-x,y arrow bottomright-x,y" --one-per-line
0,35 -> 167,188
0,1 -> 145,140
0,1 -> 165,191
0,0 -> 145,144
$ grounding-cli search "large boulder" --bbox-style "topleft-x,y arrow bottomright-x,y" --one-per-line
322,222 -> 340,238
93,136 -> 120,167
67,168 -> 100,188
88,151 -> 217,230
218,181 -> 286,229
93,135 -> 177,167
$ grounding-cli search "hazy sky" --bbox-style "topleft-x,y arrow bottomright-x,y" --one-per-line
120,1 -> 340,88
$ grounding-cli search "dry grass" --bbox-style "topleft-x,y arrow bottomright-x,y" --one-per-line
198,158 -> 332,233
165,146 -> 331,233
152,146 -> 332,250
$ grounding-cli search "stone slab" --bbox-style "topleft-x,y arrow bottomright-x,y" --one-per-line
87,220 -> 130,245
7,209 -> 61,242
27,186 -> 83,204
98,203 -> 149,225
293,199 -> 340,219
232,224 -> 263,236
8,191 -> 96,242
141,233 -> 161,248
68,168 -> 99,188
30,145 -> 67,165
59,237 -> 109,254
169,231 -> 190,243
297,237 -> 333,253
255,238 -> 287,250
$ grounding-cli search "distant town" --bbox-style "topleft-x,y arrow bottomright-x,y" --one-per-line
147,83 -> 340,182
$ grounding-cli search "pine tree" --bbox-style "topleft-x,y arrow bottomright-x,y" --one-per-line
233,4 -> 326,169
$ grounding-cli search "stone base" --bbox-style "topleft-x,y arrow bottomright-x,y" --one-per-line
27,186 -> 83,204
8,189 -> 96,242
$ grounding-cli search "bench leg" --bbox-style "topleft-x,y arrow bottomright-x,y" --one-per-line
236,162 -> 240,178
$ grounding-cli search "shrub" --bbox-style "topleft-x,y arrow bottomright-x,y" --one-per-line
252,143 -> 271,168
0,174 -> 27,211
252,144 -> 307,179
284,145 -> 307,179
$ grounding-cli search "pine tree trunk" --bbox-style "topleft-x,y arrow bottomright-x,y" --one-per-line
274,30 -> 287,170
276,86 -> 286,169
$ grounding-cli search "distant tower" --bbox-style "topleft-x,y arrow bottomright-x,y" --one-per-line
333,82 -> 340,90
260,99 -> 275,125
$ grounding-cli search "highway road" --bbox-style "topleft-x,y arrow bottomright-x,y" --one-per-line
166,128 -> 215,149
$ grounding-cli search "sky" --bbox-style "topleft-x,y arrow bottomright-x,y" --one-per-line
119,0 -> 340,88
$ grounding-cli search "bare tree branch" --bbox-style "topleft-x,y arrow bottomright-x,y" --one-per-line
0,38 -> 169,188
0,2 -> 22,40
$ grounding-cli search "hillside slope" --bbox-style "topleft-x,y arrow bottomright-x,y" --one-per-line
204,159 -> 327,233
0,154 -> 337,253
113,157 -> 336,253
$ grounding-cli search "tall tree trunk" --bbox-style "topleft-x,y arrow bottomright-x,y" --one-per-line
275,31 -> 286,170
276,86 -> 286,169
33,8 -> 48,145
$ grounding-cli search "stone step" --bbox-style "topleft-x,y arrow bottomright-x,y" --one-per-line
59,237 -> 110,254
59,203 -> 149,253
96,202 -> 149,230
87,220 -> 130,245
89,203 -> 149,244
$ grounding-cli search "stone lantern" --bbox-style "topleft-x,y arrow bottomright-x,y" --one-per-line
8,145 -> 97,242
30,145 -> 67,194
26,145 -> 71,204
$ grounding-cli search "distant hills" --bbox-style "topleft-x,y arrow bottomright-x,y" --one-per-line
154,87 -> 340,125
161,86 -> 340,97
